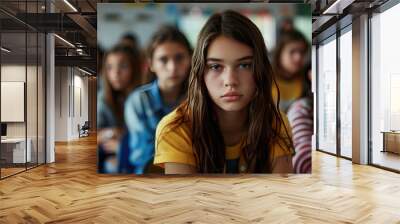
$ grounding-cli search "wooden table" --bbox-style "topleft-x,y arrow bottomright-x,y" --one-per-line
381,131 -> 400,154
1,138 -> 32,164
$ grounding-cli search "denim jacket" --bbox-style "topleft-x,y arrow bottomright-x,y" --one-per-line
121,80 -> 183,174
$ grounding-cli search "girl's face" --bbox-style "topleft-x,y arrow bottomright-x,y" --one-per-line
204,35 -> 256,112
105,52 -> 133,91
150,41 -> 191,90
280,41 -> 307,78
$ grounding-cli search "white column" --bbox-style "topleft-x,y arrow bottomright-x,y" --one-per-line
352,14 -> 369,164
312,45 -> 317,151
46,1 -> 56,163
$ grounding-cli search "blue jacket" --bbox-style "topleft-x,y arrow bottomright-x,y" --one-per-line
120,80 -> 183,174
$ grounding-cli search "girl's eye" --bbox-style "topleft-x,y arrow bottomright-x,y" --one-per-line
120,63 -> 129,70
159,57 -> 168,64
208,64 -> 221,71
238,63 -> 252,69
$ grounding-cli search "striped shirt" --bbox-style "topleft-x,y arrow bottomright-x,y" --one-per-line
287,97 -> 313,173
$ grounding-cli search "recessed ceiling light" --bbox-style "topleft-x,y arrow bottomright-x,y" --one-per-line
1,47 -> 11,53
63,0 -> 78,12
54,34 -> 75,48
78,67 -> 93,76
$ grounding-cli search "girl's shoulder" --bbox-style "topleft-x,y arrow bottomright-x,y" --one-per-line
126,81 -> 155,101
156,108 -> 191,142
269,111 -> 295,159
124,81 -> 159,112
154,108 -> 195,166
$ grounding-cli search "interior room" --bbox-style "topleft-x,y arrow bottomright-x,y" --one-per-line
0,0 -> 399,223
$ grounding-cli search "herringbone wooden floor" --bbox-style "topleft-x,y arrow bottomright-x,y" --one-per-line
0,134 -> 399,224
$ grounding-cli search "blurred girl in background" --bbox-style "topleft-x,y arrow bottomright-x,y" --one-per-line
272,30 -> 309,113
154,10 -> 294,174
97,44 -> 143,173
122,25 -> 192,174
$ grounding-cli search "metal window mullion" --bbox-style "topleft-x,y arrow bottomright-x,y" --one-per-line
36,0 -> 39,167
367,10 -> 373,165
0,21 -> 2,179
337,25 -> 341,157
25,0 -> 28,171
316,44 -> 320,151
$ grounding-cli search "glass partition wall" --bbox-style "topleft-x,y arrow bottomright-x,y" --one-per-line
370,2 -> 400,172
317,34 -> 337,155
339,26 -> 352,159
316,25 -> 353,159
316,0 -> 400,172
0,1 -> 46,179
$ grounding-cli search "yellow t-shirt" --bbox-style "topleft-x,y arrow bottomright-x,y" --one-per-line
272,77 -> 304,113
154,109 -> 294,173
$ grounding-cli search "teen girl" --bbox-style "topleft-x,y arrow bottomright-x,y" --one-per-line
272,30 -> 309,113
154,10 -> 294,174
122,25 -> 192,174
97,44 -> 143,173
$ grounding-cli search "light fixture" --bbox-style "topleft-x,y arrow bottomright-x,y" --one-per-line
63,0 -> 78,12
54,34 -> 75,48
1,47 -> 11,53
78,67 -> 93,76
322,0 -> 355,15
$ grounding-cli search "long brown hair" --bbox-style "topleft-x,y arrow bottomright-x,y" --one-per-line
102,44 -> 143,125
272,29 -> 309,80
160,10 -> 293,173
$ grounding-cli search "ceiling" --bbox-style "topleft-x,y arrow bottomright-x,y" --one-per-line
308,0 -> 390,42
0,0 -> 393,74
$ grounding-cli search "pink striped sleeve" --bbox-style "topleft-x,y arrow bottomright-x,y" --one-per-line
287,99 -> 313,173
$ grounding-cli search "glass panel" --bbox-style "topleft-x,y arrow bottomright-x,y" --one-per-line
339,28 -> 352,158
317,36 -> 337,154
1,30 -> 27,177
38,32 -> 45,165
371,3 -> 400,171
0,1 -> 46,178
27,31 -> 38,169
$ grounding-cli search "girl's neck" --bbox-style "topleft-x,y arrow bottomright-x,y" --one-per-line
279,69 -> 301,81
215,106 -> 248,146
158,82 -> 182,106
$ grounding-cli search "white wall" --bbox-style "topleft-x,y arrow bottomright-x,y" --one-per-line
54,67 -> 89,141
54,66 -> 69,141
1,64 -> 46,164
1,65 -> 38,137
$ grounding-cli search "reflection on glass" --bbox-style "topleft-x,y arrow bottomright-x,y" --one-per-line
340,29 -> 352,158
371,3 -> 400,171
38,33 -> 46,165
1,32 -> 27,177
27,32 -> 38,169
0,1 -> 47,179
317,36 -> 337,154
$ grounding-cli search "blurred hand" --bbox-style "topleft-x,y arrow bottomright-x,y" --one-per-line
102,138 -> 119,154
98,128 -> 123,143
98,128 -> 124,154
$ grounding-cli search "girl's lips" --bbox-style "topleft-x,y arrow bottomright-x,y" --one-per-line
221,95 -> 242,102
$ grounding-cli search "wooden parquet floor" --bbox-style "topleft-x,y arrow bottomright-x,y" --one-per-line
0,134 -> 400,223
